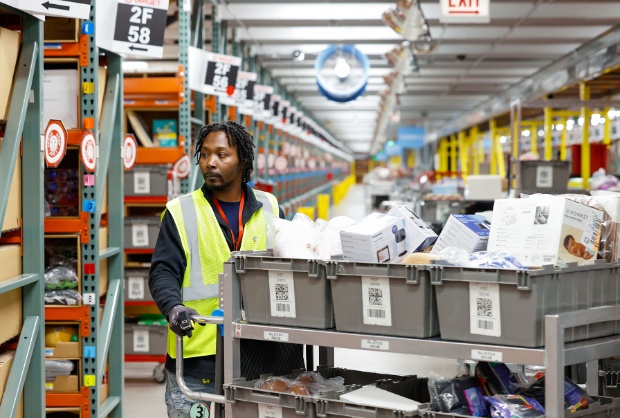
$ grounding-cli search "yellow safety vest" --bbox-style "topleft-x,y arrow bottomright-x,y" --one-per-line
165,188 -> 279,359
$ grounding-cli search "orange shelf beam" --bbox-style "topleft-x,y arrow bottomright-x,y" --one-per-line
125,354 -> 166,363
124,196 -> 169,204
124,249 -> 155,254
125,301 -> 157,306
44,213 -> 90,244
124,77 -> 181,95
46,387 -> 91,418
45,306 -> 91,337
135,146 -> 186,165
67,129 -> 85,146
44,42 -> 80,58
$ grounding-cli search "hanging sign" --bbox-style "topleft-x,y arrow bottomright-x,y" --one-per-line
173,155 -> 191,179
80,131 -> 97,172
12,0 -> 91,19
44,119 -> 68,168
253,84 -> 273,121
440,0 -> 490,24
397,126 -> 425,149
123,134 -> 138,170
110,0 -> 169,58
221,71 -> 257,111
203,52 -> 241,97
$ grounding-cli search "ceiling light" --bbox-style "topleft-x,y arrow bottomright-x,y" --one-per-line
334,57 -> 351,79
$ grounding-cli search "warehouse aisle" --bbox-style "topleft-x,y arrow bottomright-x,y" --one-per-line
124,184 -> 455,415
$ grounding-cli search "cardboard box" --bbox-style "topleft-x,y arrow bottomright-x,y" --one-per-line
0,27 -> 20,121
1,148 -> 21,232
488,197 -> 604,267
46,407 -> 80,418
45,342 -> 80,359
0,350 -> 23,418
387,205 -> 437,253
44,69 -> 79,129
45,375 -> 79,393
0,245 -> 22,344
44,17 -> 79,43
431,215 -> 491,255
340,213 -> 408,263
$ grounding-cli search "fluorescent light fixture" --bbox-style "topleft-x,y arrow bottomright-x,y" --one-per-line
122,61 -> 149,71
334,57 -> 351,79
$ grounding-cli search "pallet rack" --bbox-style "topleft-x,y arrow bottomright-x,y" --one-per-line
217,260 -> 620,418
0,5 -> 45,418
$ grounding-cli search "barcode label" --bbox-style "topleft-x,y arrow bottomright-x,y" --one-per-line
264,331 -> 289,342
469,282 -> 501,337
132,224 -> 149,247
258,404 -> 283,418
536,166 -> 553,188
134,172 -> 151,194
471,349 -> 503,362
361,277 -> 392,326
128,277 -> 145,300
133,329 -> 150,352
367,309 -> 386,318
361,339 -> 390,351
268,271 -> 296,318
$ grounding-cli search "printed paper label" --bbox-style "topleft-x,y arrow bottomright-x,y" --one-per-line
133,329 -> 149,352
471,349 -> 503,362
134,172 -> 151,194
361,339 -> 390,351
361,276 -> 392,326
83,293 -> 96,305
268,270 -> 296,318
128,277 -> 145,300
132,224 -> 149,247
264,331 -> 289,342
536,166 -> 553,188
258,404 -> 283,418
469,282 -> 501,337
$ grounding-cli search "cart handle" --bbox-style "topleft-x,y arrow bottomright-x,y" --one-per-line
176,315 -> 226,404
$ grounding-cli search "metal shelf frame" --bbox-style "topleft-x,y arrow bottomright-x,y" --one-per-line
221,260 -> 620,418
0,5 -> 45,418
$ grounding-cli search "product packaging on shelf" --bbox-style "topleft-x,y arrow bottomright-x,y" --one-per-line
340,213 -> 408,263
488,196 -> 604,267
431,214 -> 491,255
387,205 -> 437,253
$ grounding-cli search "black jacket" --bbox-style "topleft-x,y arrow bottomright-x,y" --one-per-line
148,183 -> 304,380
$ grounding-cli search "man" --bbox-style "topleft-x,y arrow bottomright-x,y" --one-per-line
149,121 -> 304,418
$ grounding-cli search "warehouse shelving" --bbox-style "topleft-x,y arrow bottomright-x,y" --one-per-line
215,259 -> 620,418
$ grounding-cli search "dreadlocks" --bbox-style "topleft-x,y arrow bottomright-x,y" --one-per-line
194,120 -> 255,183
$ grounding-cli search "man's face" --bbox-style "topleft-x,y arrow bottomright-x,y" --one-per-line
199,131 -> 243,192
566,237 -> 586,258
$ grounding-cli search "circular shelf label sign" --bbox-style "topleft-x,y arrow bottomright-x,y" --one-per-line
267,153 -> 275,169
173,155 -> 191,179
257,153 -> 266,170
45,120 -> 67,168
81,131 -> 97,172
123,134 -> 137,170
275,156 -> 288,172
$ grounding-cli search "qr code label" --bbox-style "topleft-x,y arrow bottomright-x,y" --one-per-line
361,277 -> 392,327
269,271 -> 296,318
134,172 -> 151,194
470,282 -> 501,337
476,298 -> 493,317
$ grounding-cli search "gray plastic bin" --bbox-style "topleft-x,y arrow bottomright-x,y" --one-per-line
418,396 -> 617,418
233,253 -> 334,329
124,269 -> 153,302
224,368 -> 425,418
124,164 -> 169,196
518,160 -> 570,192
124,217 -> 160,249
430,261 -> 620,347
124,323 -> 167,355
324,261 -> 439,338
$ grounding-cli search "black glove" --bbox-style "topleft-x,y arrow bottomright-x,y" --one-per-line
168,305 -> 203,337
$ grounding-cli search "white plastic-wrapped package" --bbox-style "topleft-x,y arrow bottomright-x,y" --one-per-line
271,213 -> 321,259
320,216 -> 356,260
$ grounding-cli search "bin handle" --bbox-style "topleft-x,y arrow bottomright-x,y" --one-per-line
176,315 -> 226,404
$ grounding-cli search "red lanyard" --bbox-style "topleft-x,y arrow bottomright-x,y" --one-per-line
212,191 -> 245,251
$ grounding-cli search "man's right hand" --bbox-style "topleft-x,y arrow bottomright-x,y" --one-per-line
168,305 -> 201,337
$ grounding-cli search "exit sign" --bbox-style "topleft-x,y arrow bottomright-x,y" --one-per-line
440,0 -> 490,23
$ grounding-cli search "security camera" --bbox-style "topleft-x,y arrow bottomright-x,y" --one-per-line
292,50 -> 305,61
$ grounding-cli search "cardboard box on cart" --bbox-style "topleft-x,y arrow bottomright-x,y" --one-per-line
340,213 -> 408,263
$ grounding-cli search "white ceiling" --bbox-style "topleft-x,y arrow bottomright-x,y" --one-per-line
157,0 -> 620,156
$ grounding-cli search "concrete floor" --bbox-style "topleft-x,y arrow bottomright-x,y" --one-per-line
123,184 -> 456,416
